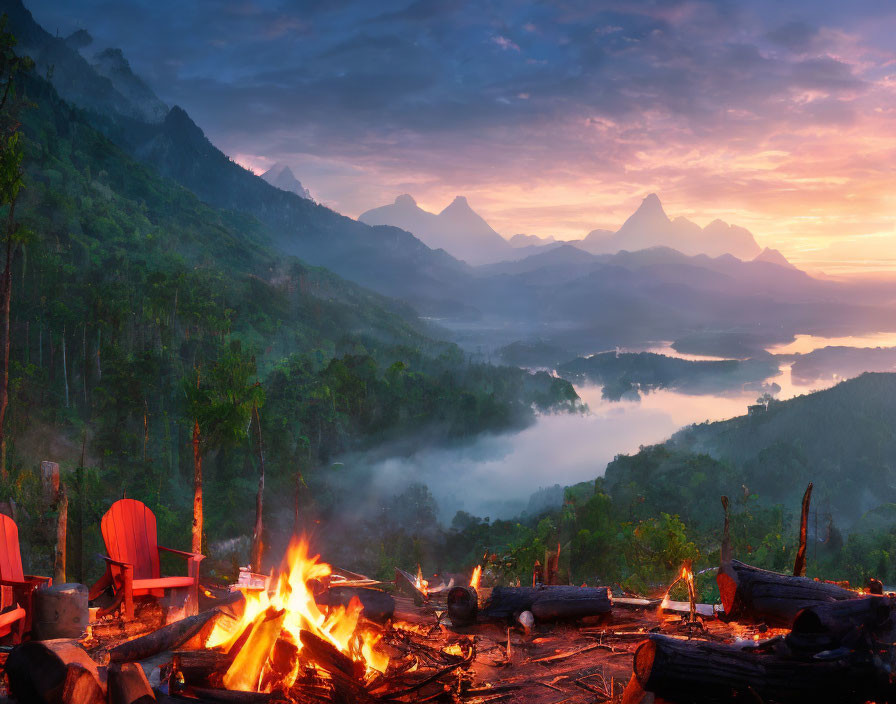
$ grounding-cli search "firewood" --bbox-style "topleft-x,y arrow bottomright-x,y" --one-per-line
61,663 -> 105,704
221,607 -> 285,691
718,559 -> 859,626
110,608 -> 220,662
633,633 -> 886,704
172,649 -> 233,687
6,639 -> 105,704
449,585 -> 611,624
315,586 -> 395,623
109,662 -> 156,704
299,629 -> 364,680
259,637 -> 298,692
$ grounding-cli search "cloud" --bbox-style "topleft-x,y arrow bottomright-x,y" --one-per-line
23,0 -> 896,268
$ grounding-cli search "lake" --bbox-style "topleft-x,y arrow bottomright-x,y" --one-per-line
347,334 -> 896,521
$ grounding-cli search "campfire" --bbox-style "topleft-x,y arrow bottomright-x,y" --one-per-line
204,537 -> 389,693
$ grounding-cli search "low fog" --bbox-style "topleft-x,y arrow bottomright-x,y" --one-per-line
322,383 -> 763,523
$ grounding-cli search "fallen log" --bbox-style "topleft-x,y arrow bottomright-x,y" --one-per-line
446,585 -> 479,625
109,662 -> 155,704
632,633 -> 887,704
110,608 -> 220,662
717,559 -> 858,626
315,585 -> 395,622
6,639 -> 105,704
786,594 -> 896,653
448,585 -> 611,624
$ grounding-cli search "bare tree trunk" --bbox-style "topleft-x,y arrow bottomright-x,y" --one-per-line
794,483 -> 813,577
62,325 -> 69,408
95,328 -> 101,379
143,398 -> 148,463
0,204 -> 15,481
251,403 -> 265,573
82,324 -> 87,406
191,418 -> 202,555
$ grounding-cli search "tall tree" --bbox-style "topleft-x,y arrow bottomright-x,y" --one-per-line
184,341 -> 262,555
0,20 -> 32,478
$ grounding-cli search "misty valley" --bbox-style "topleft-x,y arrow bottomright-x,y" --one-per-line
2,1 -> 896,703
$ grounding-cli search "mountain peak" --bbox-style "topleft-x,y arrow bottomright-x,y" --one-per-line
260,162 -> 311,199
753,247 -> 797,270
394,194 -> 417,207
452,195 -> 469,206
635,193 -> 666,217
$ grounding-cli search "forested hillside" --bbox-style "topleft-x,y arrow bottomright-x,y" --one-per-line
3,66 -> 579,578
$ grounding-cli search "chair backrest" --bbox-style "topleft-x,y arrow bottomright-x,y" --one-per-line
101,499 -> 160,581
0,514 -> 24,582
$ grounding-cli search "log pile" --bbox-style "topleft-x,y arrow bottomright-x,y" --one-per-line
626,568 -> 896,704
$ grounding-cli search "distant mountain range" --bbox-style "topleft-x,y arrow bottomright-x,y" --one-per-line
260,163 -> 312,200
361,191 -> 772,267
11,0 -> 896,361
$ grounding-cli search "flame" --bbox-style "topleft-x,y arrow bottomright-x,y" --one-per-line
415,564 -> 429,595
470,565 -> 482,590
206,537 -> 388,693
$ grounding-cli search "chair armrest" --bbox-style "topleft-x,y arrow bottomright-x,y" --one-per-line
100,555 -> 133,569
0,578 -> 33,589
158,545 -> 205,561
23,575 -> 52,587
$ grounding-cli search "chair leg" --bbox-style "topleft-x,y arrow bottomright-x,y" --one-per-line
186,557 -> 200,617
122,567 -> 134,621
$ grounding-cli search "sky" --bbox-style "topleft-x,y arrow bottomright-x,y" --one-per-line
27,0 -> 896,270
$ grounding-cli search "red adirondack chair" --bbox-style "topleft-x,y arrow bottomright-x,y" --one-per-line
0,514 -> 51,641
89,499 -> 204,620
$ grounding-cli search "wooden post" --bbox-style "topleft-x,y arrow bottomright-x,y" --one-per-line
55,489 -> 67,584
41,461 -> 67,583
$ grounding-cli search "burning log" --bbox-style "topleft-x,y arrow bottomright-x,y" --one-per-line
222,607 -> 286,692
110,608 -> 221,662
315,586 -> 395,623
630,633 -> 887,704
299,629 -> 364,680
717,559 -> 858,626
109,662 -> 155,704
447,585 -> 611,625
6,640 -> 106,704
